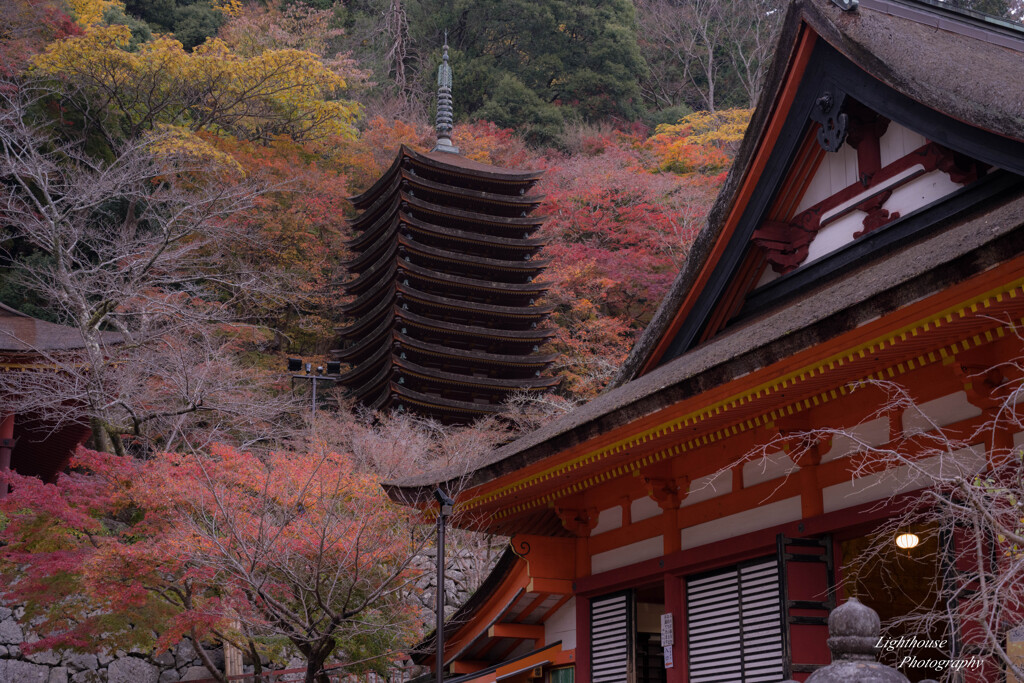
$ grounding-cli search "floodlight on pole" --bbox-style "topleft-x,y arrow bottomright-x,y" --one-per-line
287,357 -> 341,418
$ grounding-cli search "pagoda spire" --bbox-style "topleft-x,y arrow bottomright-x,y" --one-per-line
433,34 -> 460,154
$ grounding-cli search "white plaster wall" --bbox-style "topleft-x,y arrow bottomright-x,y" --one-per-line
591,535 -> 663,575
822,445 -> 986,513
544,597 -> 576,650
804,210 -> 866,264
885,169 -> 963,217
879,122 -> 927,168
632,495 -> 663,523
820,417 -> 890,464
743,450 -> 797,487
796,141 -> 859,213
902,391 -> 982,433
590,506 -> 623,536
680,470 -> 732,508
679,496 -> 802,551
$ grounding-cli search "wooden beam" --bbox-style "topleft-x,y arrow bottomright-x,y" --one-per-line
487,623 -> 545,640
451,660 -> 489,674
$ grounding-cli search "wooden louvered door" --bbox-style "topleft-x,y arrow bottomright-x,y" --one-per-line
686,557 -> 786,683
590,591 -> 634,683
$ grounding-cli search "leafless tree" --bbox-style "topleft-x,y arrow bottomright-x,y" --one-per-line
0,82 -> 295,455
635,0 -> 783,113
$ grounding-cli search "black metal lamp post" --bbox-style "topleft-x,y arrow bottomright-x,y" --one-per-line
434,488 -> 454,683
287,358 -> 341,418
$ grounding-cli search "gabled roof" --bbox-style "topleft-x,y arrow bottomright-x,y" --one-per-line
613,0 -> 1024,384
383,0 -> 1024,511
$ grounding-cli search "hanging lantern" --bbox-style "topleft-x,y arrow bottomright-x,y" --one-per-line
895,532 -> 920,549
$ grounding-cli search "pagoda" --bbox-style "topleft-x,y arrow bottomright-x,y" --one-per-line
334,44 -> 559,423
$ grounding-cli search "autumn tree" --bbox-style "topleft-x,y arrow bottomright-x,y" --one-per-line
0,443 -> 425,683
0,82 -> 294,454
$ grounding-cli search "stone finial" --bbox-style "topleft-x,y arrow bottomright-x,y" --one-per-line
806,598 -> 910,683
433,35 -> 459,154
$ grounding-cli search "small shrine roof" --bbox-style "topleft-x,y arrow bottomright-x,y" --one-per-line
0,303 -> 121,353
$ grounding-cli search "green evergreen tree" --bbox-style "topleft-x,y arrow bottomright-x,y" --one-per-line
409,0 -> 647,131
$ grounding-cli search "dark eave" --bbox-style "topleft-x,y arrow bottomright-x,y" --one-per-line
348,146 -> 542,209
401,193 -> 547,231
395,332 -> 558,367
348,173 -> 403,231
398,235 -> 550,273
347,202 -> 401,252
336,294 -> 393,339
395,307 -> 556,343
334,343 -> 391,384
401,170 -> 544,209
340,280 -> 393,316
396,283 -> 556,319
383,183 -> 1024,504
407,146 -> 542,184
389,383 -> 506,417
342,256 -> 549,299
394,356 -> 561,391
334,312 -> 393,363
399,214 -> 546,252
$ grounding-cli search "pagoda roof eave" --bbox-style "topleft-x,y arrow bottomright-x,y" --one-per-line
401,170 -> 544,209
396,283 -> 556,318
397,235 -> 551,273
398,214 -> 547,251
401,193 -> 547,230
395,356 -> 561,391
388,382 -> 506,417
395,307 -> 556,343
342,256 -> 549,298
348,146 -> 542,209
340,280 -> 394,316
333,343 -> 391,384
395,331 -> 558,367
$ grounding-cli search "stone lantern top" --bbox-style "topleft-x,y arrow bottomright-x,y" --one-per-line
805,597 -> 910,683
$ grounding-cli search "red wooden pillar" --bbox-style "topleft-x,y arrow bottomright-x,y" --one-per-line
664,573 -> 685,683
575,594 -> 590,683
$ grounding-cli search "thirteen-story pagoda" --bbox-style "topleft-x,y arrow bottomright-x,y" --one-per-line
334,43 -> 559,423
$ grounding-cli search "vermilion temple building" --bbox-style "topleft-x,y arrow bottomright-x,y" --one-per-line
385,1 -> 1024,682
335,46 -> 560,423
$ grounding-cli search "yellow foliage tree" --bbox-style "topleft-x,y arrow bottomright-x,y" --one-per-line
65,0 -> 123,26
644,108 -> 752,175
31,25 -> 360,145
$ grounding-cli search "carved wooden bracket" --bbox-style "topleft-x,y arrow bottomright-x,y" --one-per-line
774,431 -> 832,467
641,475 -> 690,511
953,362 -> 1007,409
554,506 -> 599,536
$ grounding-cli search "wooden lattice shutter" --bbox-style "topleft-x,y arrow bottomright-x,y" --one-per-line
686,557 -> 786,683
590,591 -> 633,683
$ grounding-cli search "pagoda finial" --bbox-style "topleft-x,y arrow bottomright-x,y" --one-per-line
433,33 -> 460,154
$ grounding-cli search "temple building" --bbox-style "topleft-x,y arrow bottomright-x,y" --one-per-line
0,303 -> 120,484
335,45 -> 560,423
385,1 -> 1024,682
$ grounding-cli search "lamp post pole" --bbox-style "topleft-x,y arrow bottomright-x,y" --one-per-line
434,488 -> 454,683
287,358 -> 340,418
